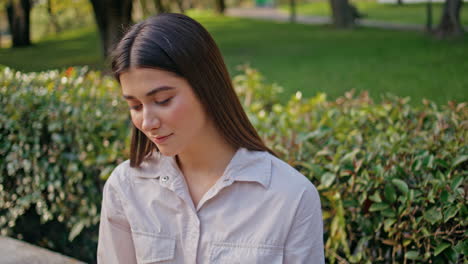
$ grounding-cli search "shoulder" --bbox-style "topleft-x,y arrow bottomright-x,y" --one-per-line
104,159 -> 132,190
104,153 -> 165,190
266,153 -> 320,205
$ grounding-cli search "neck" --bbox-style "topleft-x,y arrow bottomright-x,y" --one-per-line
176,122 -> 237,182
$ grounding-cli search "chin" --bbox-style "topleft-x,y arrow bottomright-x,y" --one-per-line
157,147 -> 179,157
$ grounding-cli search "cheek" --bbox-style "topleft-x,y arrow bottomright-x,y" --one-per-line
170,96 -> 206,130
130,112 -> 143,129
167,101 -> 190,127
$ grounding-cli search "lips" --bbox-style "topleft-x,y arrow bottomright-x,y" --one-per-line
152,133 -> 173,144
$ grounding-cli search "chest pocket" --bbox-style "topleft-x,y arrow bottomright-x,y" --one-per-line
131,230 -> 176,264
209,242 -> 284,264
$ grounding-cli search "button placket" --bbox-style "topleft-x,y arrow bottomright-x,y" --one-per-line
161,175 -> 170,182
195,178 -> 234,212
188,222 -> 200,259
158,175 -> 175,191
222,177 -> 233,187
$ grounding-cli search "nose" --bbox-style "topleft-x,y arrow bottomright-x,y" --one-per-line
141,107 -> 161,132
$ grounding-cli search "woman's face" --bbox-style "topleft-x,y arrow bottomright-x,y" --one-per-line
120,67 -> 209,157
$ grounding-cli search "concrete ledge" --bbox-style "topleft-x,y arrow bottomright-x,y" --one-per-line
0,236 -> 86,264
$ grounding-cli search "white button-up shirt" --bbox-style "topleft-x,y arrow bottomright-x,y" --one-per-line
97,147 -> 324,263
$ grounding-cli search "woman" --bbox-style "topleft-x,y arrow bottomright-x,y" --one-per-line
97,13 -> 324,264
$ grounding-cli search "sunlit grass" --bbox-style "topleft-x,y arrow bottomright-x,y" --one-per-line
0,27 -> 103,72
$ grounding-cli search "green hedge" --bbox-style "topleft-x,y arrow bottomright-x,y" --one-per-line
1,66 -> 466,263
0,66 -> 129,261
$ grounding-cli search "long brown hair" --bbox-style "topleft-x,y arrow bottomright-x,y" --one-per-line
111,13 -> 275,168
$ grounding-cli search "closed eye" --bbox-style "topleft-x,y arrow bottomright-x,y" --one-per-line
129,97 -> 172,111
155,97 -> 172,105
130,104 -> 142,111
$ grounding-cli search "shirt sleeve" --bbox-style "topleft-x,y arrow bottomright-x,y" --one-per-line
284,185 -> 325,263
97,173 -> 137,264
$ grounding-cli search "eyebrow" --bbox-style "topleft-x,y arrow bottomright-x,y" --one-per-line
122,86 -> 175,100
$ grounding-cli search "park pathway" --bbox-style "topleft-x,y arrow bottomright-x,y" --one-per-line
226,7 -> 467,32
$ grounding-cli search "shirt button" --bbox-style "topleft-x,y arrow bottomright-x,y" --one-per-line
161,176 -> 169,182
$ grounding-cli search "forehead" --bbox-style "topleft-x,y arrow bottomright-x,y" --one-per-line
119,67 -> 187,94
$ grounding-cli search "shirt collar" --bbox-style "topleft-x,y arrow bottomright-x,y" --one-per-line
133,147 -> 272,189
221,147 -> 272,189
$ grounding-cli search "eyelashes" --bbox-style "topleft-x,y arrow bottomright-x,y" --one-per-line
130,105 -> 142,111
129,97 -> 173,111
156,97 -> 172,105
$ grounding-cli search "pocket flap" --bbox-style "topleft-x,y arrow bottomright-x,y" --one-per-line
210,242 -> 283,264
132,230 -> 176,263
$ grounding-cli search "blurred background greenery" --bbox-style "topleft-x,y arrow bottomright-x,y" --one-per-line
0,0 -> 467,105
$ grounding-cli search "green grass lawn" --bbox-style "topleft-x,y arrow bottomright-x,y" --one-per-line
0,27 -> 104,72
0,12 -> 467,105
280,0 -> 468,26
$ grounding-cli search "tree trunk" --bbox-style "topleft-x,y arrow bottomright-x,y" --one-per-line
176,0 -> 185,13
426,0 -> 433,32
435,0 -> 464,37
329,0 -> 355,28
47,0 -> 61,34
154,0 -> 166,13
186,0 -> 194,9
215,0 -> 225,14
6,0 -> 32,47
139,0 -> 150,17
89,0 -> 133,59
290,0 -> 296,23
